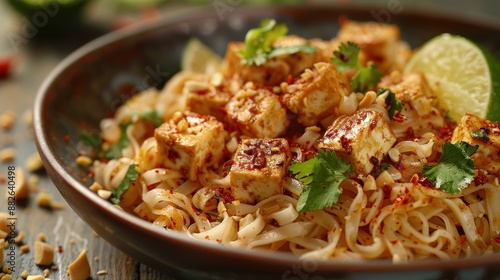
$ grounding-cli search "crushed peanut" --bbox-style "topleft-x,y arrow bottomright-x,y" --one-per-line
26,276 -> 44,280
1,274 -> 13,280
43,269 -> 50,277
19,244 -> 30,254
36,191 -> 53,208
0,111 -> 16,130
97,189 -> 111,200
14,230 -> 24,244
25,152 -> 44,172
37,232 -> 46,242
20,270 -> 28,279
67,249 -> 91,280
2,266 -> 11,274
75,156 -> 92,167
97,270 -> 108,275
0,148 -> 15,162
11,167 -> 29,201
89,181 -> 102,193
34,241 -> 54,266
0,212 -> 12,235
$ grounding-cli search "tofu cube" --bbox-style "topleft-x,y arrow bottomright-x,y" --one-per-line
317,110 -> 396,175
225,88 -> 289,138
378,71 -> 438,117
229,138 -> 291,204
154,111 -> 225,181
451,114 -> 500,175
222,35 -> 322,86
283,62 -> 349,127
337,19 -> 400,73
185,74 -> 236,121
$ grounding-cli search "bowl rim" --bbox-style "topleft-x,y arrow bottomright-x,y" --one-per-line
33,3 -> 500,274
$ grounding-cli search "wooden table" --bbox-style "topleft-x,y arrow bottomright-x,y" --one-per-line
0,2 -> 176,279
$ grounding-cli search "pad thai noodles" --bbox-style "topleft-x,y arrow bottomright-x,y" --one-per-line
84,18 -> 500,263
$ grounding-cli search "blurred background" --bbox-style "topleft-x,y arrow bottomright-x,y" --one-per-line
0,0 -> 499,80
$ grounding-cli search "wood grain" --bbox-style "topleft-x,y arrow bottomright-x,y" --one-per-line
0,3 -> 177,278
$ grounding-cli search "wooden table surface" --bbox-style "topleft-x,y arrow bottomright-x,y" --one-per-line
0,2 -> 178,279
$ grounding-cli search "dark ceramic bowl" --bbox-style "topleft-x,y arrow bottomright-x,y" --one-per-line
33,4 -> 500,280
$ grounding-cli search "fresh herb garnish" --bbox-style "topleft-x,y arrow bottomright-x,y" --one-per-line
110,163 -> 139,204
471,128 -> 490,142
133,110 -> 164,128
289,149 -> 353,212
375,162 -> 391,177
422,141 -> 478,195
104,121 -> 131,160
331,41 -> 382,92
376,88 -> 403,120
239,18 -> 316,66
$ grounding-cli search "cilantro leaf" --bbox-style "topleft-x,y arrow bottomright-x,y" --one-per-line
422,141 -> 478,195
331,41 -> 383,92
103,110 -> 163,160
471,128 -> 490,142
104,121 -> 131,160
376,88 -> 403,119
110,164 -> 139,205
268,44 -> 317,59
331,41 -> 360,71
289,149 -> 353,212
133,109 -> 163,128
239,18 -> 316,66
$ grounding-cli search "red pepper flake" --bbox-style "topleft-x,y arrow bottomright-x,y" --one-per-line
391,112 -> 407,123
494,235 -> 500,243
64,135 -> 70,141
460,235 -> 467,245
393,193 -> 408,205
286,74 -> 294,84
58,245 -> 63,253
0,176 -> 5,184
474,171 -> 489,186
390,240 -> 398,245
477,228 -> 482,235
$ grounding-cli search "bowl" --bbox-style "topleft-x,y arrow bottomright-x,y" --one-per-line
33,4 -> 500,280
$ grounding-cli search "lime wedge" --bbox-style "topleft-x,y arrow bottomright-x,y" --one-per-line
404,33 -> 500,122
181,38 -> 223,74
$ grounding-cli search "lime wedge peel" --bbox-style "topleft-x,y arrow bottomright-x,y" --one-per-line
181,37 -> 223,74
404,33 -> 500,122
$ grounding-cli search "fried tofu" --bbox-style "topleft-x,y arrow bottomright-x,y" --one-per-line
229,138 -> 291,204
185,73 -> 240,121
283,62 -> 349,127
155,111 -> 225,181
378,71 -> 438,117
225,88 -> 289,138
222,35 -> 323,86
451,114 -> 500,175
318,110 -> 396,175
337,19 -> 400,73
